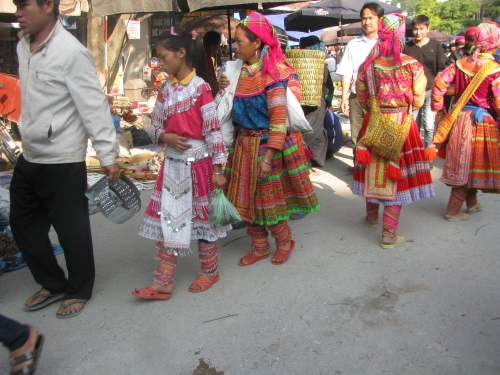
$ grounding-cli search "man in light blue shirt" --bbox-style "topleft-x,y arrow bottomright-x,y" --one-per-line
336,2 -> 383,172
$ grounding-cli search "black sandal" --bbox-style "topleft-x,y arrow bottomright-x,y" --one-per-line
9,334 -> 45,375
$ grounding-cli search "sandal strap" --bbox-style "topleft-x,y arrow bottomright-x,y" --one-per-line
10,363 -> 35,375
30,290 -> 61,300
60,299 -> 87,309
9,349 -> 37,366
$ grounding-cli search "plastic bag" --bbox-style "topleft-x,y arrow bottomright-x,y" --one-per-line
208,189 -> 241,226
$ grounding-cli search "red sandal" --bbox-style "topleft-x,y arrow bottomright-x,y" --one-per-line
238,252 -> 269,266
132,286 -> 171,300
272,240 -> 296,265
189,275 -> 219,293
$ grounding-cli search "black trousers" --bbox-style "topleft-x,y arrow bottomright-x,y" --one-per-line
9,155 -> 95,300
0,315 -> 29,351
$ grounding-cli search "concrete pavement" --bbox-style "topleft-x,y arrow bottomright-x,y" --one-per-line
1,147 -> 499,374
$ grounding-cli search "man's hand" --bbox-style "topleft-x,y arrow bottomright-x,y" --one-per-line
102,163 -> 120,182
159,133 -> 192,152
341,97 -> 350,115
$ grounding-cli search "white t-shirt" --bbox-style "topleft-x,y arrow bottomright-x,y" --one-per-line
336,35 -> 379,94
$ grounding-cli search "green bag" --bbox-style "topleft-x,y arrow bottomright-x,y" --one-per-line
208,189 -> 242,226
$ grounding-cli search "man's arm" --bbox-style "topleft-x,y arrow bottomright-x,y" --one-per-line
65,48 -> 119,179
340,75 -> 352,114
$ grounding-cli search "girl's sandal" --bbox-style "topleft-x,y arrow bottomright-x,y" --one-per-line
272,240 -> 296,265
189,275 -> 219,293
238,253 -> 269,266
132,287 -> 171,300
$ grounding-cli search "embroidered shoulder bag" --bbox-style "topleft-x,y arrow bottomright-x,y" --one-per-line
357,64 -> 413,163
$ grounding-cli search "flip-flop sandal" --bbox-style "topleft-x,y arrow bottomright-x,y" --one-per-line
132,287 -> 171,300
467,203 -> 483,213
24,291 -> 65,311
289,213 -> 307,220
55,299 -> 89,319
272,240 -> 296,265
380,236 -> 405,249
189,275 -> 219,293
445,212 -> 471,222
238,252 -> 269,266
9,334 -> 45,375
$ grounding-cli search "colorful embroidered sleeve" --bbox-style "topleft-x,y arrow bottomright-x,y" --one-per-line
431,64 -> 456,112
491,73 -> 500,114
355,65 -> 368,110
410,62 -> 426,110
197,83 -> 227,165
288,73 -> 301,103
266,82 -> 287,151
150,83 -> 168,146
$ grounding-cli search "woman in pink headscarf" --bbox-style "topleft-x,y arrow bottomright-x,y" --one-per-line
220,13 -> 320,266
352,14 -> 435,248
431,22 -> 500,221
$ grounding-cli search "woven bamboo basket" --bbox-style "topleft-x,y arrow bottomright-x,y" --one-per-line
285,49 -> 326,107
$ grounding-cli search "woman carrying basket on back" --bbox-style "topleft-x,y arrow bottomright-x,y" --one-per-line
351,14 -> 435,248
431,22 -> 500,222
219,13 -> 320,266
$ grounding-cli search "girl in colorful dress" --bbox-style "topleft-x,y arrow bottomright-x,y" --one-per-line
352,14 -> 435,248
221,13 -> 320,266
431,22 -> 500,221
133,28 -> 230,300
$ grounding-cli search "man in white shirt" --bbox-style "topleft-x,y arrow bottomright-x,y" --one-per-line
336,2 -> 383,172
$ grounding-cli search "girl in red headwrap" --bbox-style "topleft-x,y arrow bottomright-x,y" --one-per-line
221,12 -> 320,266
432,22 -> 500,222
352,14 -> 435,248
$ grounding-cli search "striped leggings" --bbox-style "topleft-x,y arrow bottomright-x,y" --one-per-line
366,201 -> 402,239
446,187 -> 478,215
153,240 -> 218,286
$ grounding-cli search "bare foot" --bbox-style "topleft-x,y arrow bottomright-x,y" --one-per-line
189,275 -> 217,291
25,288 -> 51,308
10,326 -> 38,373
56,299 -> 86,317
272,242 -> 292,264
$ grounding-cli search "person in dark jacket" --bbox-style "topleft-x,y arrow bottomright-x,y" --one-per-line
404,14 -> 445,149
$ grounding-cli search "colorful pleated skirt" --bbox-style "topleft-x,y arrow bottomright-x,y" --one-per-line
442,110 -> 500,191
223,131 -> 320,226
351,111 -> 436,206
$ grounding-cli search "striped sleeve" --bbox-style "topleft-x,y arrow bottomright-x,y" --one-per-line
411,62 -> 427,110
431,64 -> 456,112
266,82 -> 287,151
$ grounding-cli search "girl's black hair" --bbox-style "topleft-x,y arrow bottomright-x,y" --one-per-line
156,27 -> 209,83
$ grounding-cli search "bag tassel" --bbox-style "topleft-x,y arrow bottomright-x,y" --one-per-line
424,145 -> 437,162
436,144 -> 446,159
386,161 -> 402,181
355,146 -> 372,165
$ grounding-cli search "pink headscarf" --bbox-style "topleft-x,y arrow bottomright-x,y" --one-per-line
363,13 -> 406,69
240,12 -> 286,82
472,21 -> 500,62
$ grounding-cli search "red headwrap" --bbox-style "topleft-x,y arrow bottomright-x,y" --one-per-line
472,21 -> 500,62
240,12 -> 286,82
362,13 -> 406,69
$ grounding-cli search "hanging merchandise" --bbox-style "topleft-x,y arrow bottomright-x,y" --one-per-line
142,66 -> 152,81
